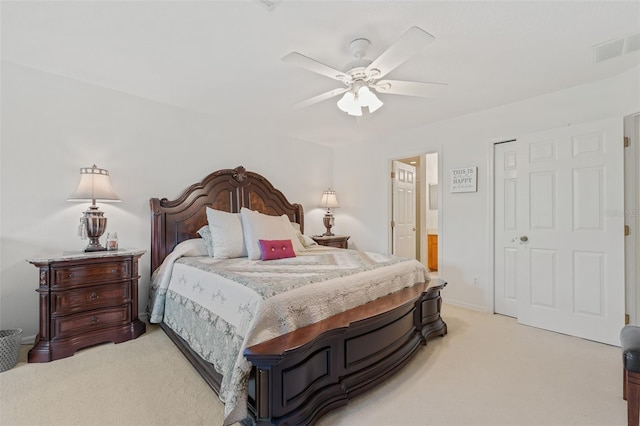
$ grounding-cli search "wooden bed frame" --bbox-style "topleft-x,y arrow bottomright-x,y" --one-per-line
150,166 -> 447,425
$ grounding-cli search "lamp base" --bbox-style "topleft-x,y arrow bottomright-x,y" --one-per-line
323,212 -> 335,237
83,206 -> 108,252
84,239 -> 106,252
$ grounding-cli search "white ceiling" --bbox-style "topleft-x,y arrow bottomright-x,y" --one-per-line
2,1 -> 639,146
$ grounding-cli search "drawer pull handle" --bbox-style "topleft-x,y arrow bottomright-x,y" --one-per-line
68,273 -> 73,278
111,269 -> 117,274
90,292 -> 98,300
90,316 -> 99,324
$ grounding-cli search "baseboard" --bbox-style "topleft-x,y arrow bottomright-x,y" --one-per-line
442,298 -> 490,313
138,312 -> 150,322
22,334 -> 36,345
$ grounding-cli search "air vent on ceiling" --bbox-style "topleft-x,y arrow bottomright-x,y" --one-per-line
624,32 -> 640,54
255,0 -> 277,11
593,30 -> 640,63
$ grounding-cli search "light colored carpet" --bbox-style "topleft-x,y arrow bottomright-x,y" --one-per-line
0,304 -> 627,426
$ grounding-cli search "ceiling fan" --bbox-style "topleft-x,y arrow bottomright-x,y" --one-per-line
282,26 -> 446,116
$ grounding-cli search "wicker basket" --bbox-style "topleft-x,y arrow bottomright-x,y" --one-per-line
0,329 -> 23,372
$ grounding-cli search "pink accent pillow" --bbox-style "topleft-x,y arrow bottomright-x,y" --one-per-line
258,239 -> 296,261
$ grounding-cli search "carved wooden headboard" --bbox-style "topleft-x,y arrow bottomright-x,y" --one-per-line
149,166 -> 304,273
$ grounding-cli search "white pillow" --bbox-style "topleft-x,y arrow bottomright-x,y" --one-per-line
240,207 -> 306,260
205,207 -> 247,259
172,238 -> 209,258
196,225 -> 214,257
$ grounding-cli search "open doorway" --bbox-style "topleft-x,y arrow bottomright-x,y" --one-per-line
390,152 -> 439,278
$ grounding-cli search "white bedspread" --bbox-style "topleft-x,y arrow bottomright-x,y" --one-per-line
148,241 -> 430,425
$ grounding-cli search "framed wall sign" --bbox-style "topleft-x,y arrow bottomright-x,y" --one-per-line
450,167 -> 477,193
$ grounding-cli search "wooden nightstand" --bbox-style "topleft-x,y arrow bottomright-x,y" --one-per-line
312,235 -> 350,249
26,249 -> 146,362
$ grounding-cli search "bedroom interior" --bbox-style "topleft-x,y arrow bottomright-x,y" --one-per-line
1,1 -> 639,425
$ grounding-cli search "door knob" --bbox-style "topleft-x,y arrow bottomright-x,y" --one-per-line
520,236 -> 528,242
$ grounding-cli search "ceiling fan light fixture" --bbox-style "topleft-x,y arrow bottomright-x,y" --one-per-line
357,85 -> 381,105
348,106 -> 363,116
346,99 -> 363,116
336,85 -> 383,116
355,85 -> 384,114
367,94 -> 384,113
356,85 -> 372,103
337,91 -> 363,116
337,91 -> 355,112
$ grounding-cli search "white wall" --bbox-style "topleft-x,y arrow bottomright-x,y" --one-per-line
0,62 -> 333,338
2,61 -> 639,337
334,66 -> 640,311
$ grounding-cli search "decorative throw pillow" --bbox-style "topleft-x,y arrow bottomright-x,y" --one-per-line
196,225 -> 214,257
301,234 -> 318,248
258,239 -> 296,261
205,207 -> 247,259
289,222 -> 308,248
240,207 -> 306,260
290,222 -> 317,248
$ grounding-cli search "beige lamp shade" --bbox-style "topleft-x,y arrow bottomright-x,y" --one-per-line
319,189 -> 339,209
68,165 -> 121,204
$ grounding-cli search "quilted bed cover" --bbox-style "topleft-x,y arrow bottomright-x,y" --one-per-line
148,243 -> 430,425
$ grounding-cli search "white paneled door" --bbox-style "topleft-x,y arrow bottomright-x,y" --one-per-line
508,118 -> 624,345
516,119 -> 625,345
393,161 -> 417,259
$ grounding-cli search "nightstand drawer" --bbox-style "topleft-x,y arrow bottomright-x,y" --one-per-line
53,306 -> 131,339
322,240 -> 347,249
53,261 -> 130,287
51,283 -> 130,316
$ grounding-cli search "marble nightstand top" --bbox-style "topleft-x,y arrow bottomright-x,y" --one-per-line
27,248 -> 146,264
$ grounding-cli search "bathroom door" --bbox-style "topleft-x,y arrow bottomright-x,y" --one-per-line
392,161 -> 417,259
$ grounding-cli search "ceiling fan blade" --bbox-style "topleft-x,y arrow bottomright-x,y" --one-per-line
292,87 -> 349,109
366,26 -> 435,79
373,80 -> 447,98
283,52 -> 352,83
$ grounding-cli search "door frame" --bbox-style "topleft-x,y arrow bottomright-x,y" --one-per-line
388,148 -> 443,275
625,113 -> 640,325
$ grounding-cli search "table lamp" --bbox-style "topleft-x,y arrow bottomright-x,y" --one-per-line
319,188 -> 339,236
67,164 -> 121,251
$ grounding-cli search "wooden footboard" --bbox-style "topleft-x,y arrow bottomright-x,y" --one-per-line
244,279 -> 447,425
159,279 -> 446,425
